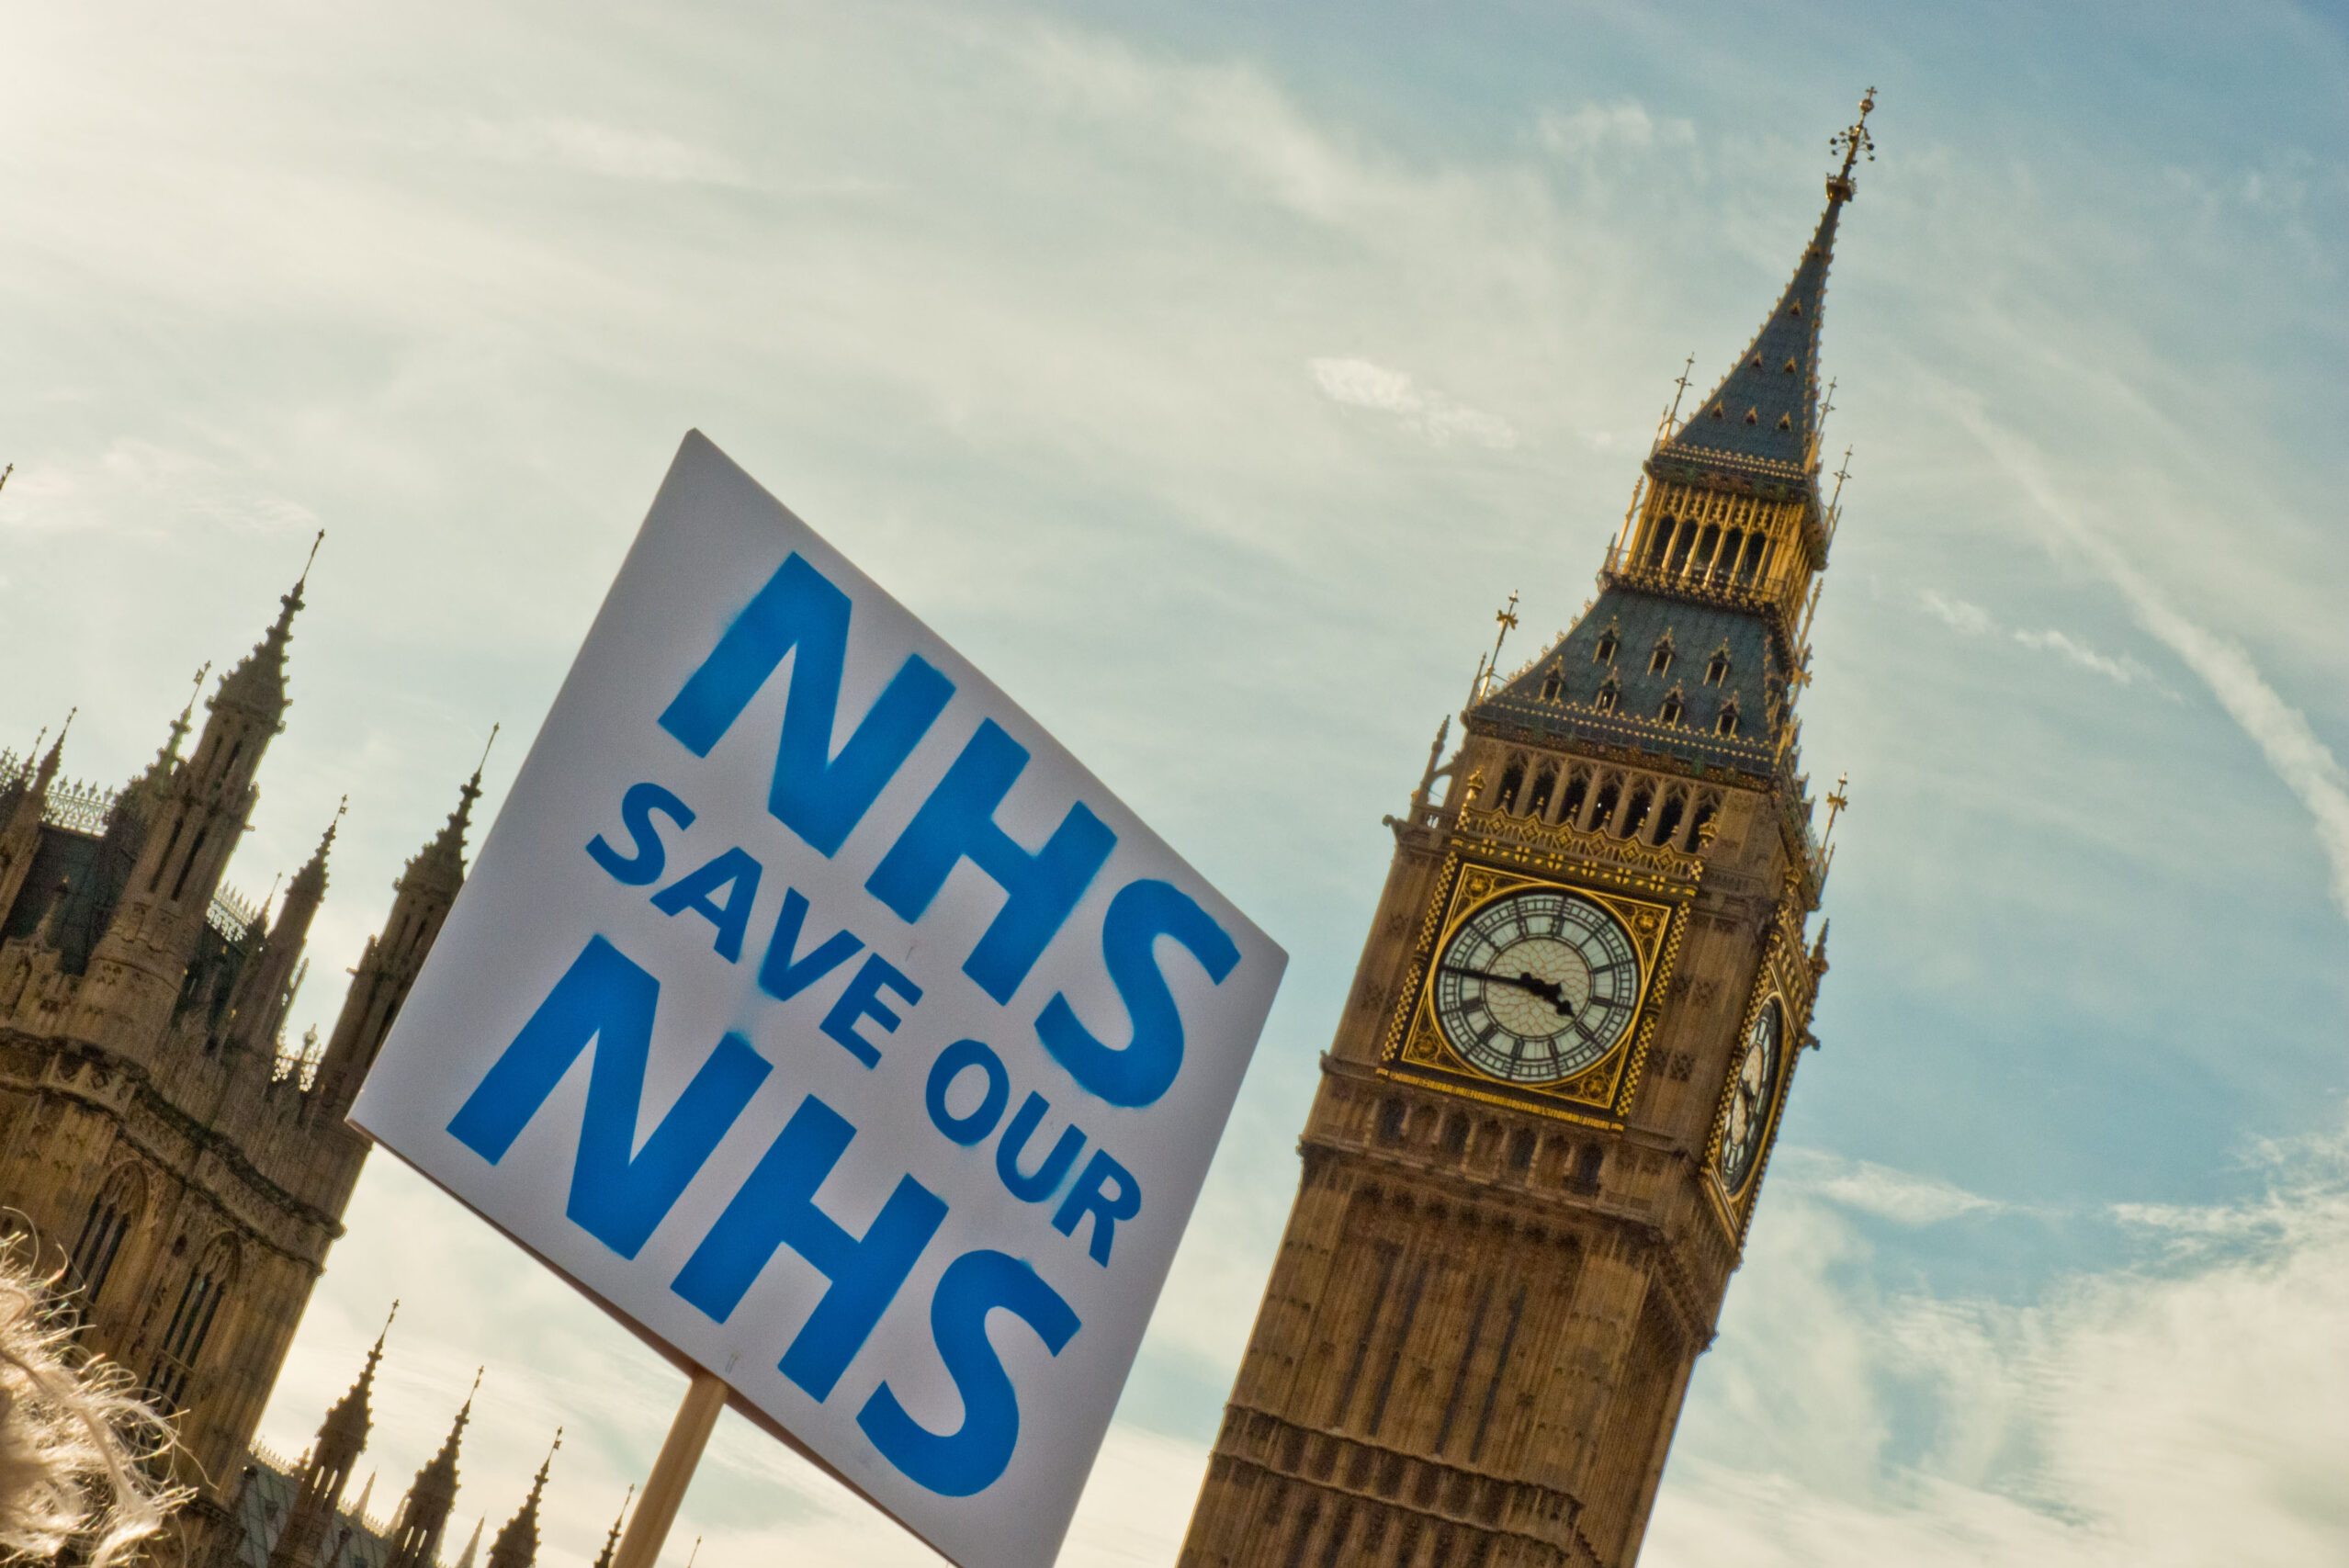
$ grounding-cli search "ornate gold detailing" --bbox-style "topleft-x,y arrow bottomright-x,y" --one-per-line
1454,802 -> 1705,890
1377,854 -> 1691,1127
1700,914 -> 1824,1247
1827,87 -> 1879,201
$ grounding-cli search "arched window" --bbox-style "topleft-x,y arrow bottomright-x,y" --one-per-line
1527,764 -> 1556,819
1653,791 -> 1686,847
1666,524 -> 1697,574
1705,648 -> 1732,685
1539,666 -> 1564,702
1738,534 -> 1767,583
1717,703 -> 1741,737
1589,778 -> 1621,834
1643,521 -> 1673,567
150,1235 -> 239,1413
1658,690 -> 1686,727
1560,771 -> 1589,824
1648,637 -> 1674,677
1593,678 -> 1621,716
1688,798 -> 1718,848
1495,758 -> 1526,813
69,1165 -> 145,1308
1621,785 -> 1654,840
1593,627 -> 1620,665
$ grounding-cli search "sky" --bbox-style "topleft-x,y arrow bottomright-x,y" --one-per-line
3,0 -> 2346,1562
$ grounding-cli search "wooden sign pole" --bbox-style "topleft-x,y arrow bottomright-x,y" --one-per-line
611,1371 -> 729,1568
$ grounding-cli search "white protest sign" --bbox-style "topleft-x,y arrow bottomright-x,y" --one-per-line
351,432 -> 1284,1568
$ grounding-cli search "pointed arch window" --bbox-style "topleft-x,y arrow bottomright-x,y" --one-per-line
70,1165 -> 145,1308
1495,758 -> 1526,814
1539,665 -> 1564,702
1527,763 -> 1557,819
1559,770 -> 1589,823
1593,627 -> 1620,665
1649,636 -> 1675,677
1705,648 -> 1732,685
1593,677 -> 1621,716
1657,689 -> 1686,727
150,1235 -> 239,1413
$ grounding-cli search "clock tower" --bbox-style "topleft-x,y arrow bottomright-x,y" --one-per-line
1177,94 -> 1878,1568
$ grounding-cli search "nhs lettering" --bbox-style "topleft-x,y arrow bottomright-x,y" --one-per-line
350,433 -> 1285,1568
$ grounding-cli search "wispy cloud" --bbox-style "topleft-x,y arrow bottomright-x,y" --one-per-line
1654,1118 -> 2349,1566
1536,98 -> 1696,159
1779,1150 -> 2010,1225
1308,356 -> 1519,449
1914,588 -> 2159,688
1959,410 -> 2349,920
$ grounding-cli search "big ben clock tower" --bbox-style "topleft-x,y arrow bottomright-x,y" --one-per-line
1178,93 -> 1879,1568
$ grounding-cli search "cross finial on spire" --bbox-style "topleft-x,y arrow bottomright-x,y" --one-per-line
1828,87 -> 1879,200
1824,771 -> 1851,843
1661,351 -> 1697,437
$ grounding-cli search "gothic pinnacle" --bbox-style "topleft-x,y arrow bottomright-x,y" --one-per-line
214,536 -> 322,724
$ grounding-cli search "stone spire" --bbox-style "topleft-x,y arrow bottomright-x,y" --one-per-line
266,1304 -> 391,1568
213,532 -> 320,728
316,750 -> 485,1114
0,713 -> 69,921
589,1486 -> 634,1568
410,727 -> 492,898
485,1431 -> 559,1568
383,1369 -> 479,1568
449,1519 -> 484,1568
230,800 -> 342,1055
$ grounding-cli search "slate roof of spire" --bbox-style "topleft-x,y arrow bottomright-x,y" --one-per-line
1473,586 -> 1784,778
1658,195 -> 1843,482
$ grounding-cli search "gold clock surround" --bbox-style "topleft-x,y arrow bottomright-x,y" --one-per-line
1379,854 -> 1688,1125
1703,929 -> 1816,1238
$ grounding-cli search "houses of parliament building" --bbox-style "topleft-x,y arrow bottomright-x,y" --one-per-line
0,563 -> 624,1568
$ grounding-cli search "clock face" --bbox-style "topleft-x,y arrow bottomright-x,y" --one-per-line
1432,887 -> 1643,1085
1718,997 -> 1783,1195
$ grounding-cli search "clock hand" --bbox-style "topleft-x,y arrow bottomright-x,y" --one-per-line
1510,972 -> 1578,1019
1440,964 -> 1578,1020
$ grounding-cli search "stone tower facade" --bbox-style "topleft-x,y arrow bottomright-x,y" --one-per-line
0,558 -> 484,1561
1177,96 -> 1878,1568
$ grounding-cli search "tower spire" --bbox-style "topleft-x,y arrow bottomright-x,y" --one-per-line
486,1430 -> 559,1568
1658,90 -> 1880,481
383,1370 -> 479,1568
590,1485 -> 635,1568
214,533 -> 322,725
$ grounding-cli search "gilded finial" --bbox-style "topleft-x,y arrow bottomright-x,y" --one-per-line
298,528 -> 325,592
1823,771 -> 1851,854
1827,87 -> 1878,199
1482,591 -> 1520,698
473,722 -> 500,785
